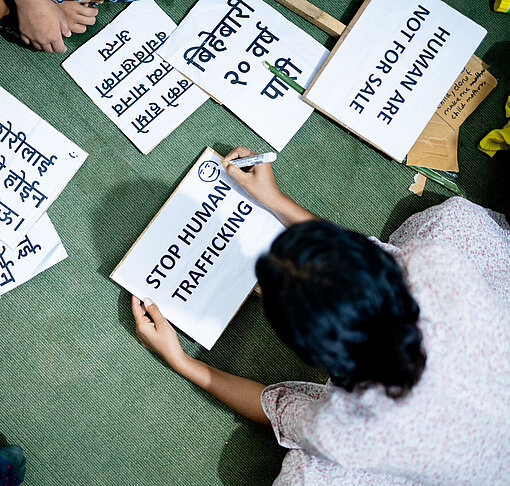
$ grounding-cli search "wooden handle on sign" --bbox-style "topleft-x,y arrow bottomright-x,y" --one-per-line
273,0 -> 346,37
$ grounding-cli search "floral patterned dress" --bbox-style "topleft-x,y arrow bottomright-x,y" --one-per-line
261,197 -> 510,485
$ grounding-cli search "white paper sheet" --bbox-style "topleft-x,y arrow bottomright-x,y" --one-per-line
62,0 -> 209,154
305,0 -> 487,162
0,86 -> 88,249
111,148 -> 284,349
160,0 -> 329,151
0,213 -> 67,296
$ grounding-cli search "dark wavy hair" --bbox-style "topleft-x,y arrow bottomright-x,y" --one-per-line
256,220 -> 426,398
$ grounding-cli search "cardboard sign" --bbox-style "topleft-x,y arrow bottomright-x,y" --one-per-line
436,56 -> 497,130
62,0 -> 209,154
303,0 -> 487,162
0,213 -> 67,296
0,86 -> 87,248
407,56 -> 496,172
407,112 -> 459,171
111,148 -> 284,349
160,0 -> 329,151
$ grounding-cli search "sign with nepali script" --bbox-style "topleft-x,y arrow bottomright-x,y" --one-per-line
0,86 -> 87,248
62,0 -> 209,154
304,0 -> 487,161
111,148 -> 284,349
0,213 -> 67,296
160,0 -> 329,151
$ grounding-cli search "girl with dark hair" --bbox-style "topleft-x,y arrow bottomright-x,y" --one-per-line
256,220 -> 425,399
131,146 -> 510,485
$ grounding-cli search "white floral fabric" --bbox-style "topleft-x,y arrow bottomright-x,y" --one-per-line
261,197 -> 510,485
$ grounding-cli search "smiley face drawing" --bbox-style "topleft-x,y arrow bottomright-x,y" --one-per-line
198,160 -> 221,183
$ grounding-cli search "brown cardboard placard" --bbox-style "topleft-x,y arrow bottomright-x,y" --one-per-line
407,55 -> 496,171
407,113 -> 459,171
436,55 -> 497,129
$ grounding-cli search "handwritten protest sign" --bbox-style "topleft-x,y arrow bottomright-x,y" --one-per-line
111,148 -> 284,349
436,56 -> 497,129
304,0 -> 487,162
406,56 -> 496,173
160,0 -> 329,151
0,213 -> 67,296
62,0 -> 209,154
0,86 -> 87,248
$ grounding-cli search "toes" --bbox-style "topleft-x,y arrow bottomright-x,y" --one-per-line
41,43 -> 54,53
68,23 -> 87,34
74,24 -> 87,34
76,4 -> 98,16
77,14 -> 96,26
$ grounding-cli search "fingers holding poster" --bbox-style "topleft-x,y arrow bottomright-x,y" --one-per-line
110,148 -> 284,350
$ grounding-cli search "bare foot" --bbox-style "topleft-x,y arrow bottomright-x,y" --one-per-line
58,1 -> 97,35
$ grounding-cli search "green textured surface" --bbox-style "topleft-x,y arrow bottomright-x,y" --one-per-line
0,1 -> 508,485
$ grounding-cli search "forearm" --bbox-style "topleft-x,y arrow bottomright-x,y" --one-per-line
266,192 -> 319,227
171,353 -> 271,426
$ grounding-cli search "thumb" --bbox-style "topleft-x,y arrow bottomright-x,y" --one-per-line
224,162 -> 250,185
143,298 -> 167,329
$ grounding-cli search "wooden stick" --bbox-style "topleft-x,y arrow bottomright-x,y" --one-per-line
274,0 -> 346,37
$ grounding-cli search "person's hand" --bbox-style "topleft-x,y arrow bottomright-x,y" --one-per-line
133,296 -> 270,426
15,0 -> 70,53
131,296 -> 188,370
222,146 -> 284,212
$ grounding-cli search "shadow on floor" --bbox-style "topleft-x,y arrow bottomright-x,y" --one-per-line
218,420 -> 286,486
380,192 -> 448,241
89,179 -> 171,280
0,433 -> 8,448
483,41 -> 510,86
339,0 -> 365,25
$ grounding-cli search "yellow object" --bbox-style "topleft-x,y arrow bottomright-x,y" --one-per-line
494,0 -> 510,13
478,95 -> 510,157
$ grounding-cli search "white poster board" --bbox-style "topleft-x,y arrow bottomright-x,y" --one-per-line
160,0 -> 329,151
0,213 -> 67,296
62,0 -> 209,154
0,86 -> 88,248
111,148 -> 284,349
304,0 -> 487,162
